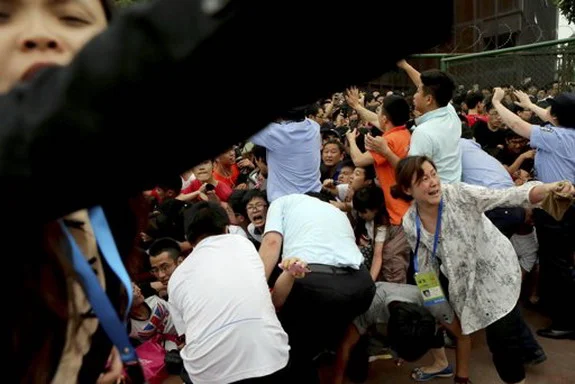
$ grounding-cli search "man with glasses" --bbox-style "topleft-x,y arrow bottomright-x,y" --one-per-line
243,190 -> 269,245
149,237 -> 184,298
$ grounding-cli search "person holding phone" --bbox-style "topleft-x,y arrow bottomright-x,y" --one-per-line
178,160 -> 233,202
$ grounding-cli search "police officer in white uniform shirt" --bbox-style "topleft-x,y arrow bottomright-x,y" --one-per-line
259,192 -> 376,383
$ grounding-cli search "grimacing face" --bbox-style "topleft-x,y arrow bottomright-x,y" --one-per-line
405,161 -> 442,206
0,0 -> 108,93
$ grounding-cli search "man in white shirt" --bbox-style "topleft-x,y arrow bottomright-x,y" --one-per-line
168,202 -> 290,384
398,60 -> 462,184
259,193 -> 376,383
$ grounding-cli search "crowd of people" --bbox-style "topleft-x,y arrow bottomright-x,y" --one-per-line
2,0 -> 573,384
128,59 -> 574,384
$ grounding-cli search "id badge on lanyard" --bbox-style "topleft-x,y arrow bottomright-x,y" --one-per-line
413,199 -> 447,307
59,207 -> 140,367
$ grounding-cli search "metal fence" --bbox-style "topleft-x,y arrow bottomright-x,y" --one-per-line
440,37 -> 575,91
368,37 -> 575,92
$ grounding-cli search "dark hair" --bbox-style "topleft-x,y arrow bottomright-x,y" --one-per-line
459,114 -> 473,139
382,95 -> 410,126
452,91 -> 466,107
322,138 -> 345,154
320,121 -> 335,132
228,189 -> 248,218
156,175 -> 183,193
464,91 -> 484,109
148,237 -> 181,260
391,156 -> 437,202
353,185 -> 385,214
252,145 -> 267,164
420,70 -> 456,107
304,102 -> 320,117
277,105 -> 307,122
241,189 -> 268,209
387,302 -> 437,362
352,186 -> 390,232
305,191 -> 333,203
359,164 -> 376,182
339,159 -> 355,171
148,199 -> 187,241
483,96 -> 495,112
505,129 -> 527,141
184,202 -> 229,244
366,104 -> 378,113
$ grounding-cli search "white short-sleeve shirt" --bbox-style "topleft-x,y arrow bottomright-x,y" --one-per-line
168,234 -> 289,384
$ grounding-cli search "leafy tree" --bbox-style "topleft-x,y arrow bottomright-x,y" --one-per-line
554,0 -> 575,25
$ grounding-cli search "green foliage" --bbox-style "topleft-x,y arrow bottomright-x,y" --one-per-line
554,0 -> 575,25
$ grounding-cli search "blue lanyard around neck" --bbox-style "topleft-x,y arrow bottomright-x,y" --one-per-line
413,198 -> 443,273
59,206 -> 138,364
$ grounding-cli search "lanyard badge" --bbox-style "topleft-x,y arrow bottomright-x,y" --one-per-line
59,206 -> 139,365
413,199 -> 447,307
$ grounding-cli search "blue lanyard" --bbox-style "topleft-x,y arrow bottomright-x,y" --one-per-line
413,199 -> 443,273
59,206 -> 138,364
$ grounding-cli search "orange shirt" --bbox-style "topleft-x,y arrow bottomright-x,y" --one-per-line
370,126 -> 412,225
213,164 -> 240,189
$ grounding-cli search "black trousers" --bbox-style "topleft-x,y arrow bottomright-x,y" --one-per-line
533,206 -> 575,330
231,364 -> 290,384
181,364 -> 289,384
485,305 -> 529,384
485,207 -> 526,238
278,264 -> 376,383
438,275 -> 529,384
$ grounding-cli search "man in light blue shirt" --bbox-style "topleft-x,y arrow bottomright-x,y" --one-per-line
258,193 -> 375,383
250,107 -> 322,202
398,60 -> 462,183
460,138 -> 514,189
460,137 -> 528,238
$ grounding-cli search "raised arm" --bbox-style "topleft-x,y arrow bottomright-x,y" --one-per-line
491,88 -> 533,138
513,90 -> 551,124
453,180 -> 574,213
397,59 -> 422,88
345,129 -> 375,167
345,87 -> 380,128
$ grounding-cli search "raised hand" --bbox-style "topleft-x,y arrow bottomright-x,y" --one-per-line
492,87 -> 505,103
345,86 -> 361,108
513,90 -> 533,109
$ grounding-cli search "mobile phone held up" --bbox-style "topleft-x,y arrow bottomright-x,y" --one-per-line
205,183 -> 216,192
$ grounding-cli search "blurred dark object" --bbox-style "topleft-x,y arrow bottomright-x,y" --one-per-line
14,0 -> 454,222
147,199 -> 188,242
164,349 -> 184,375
